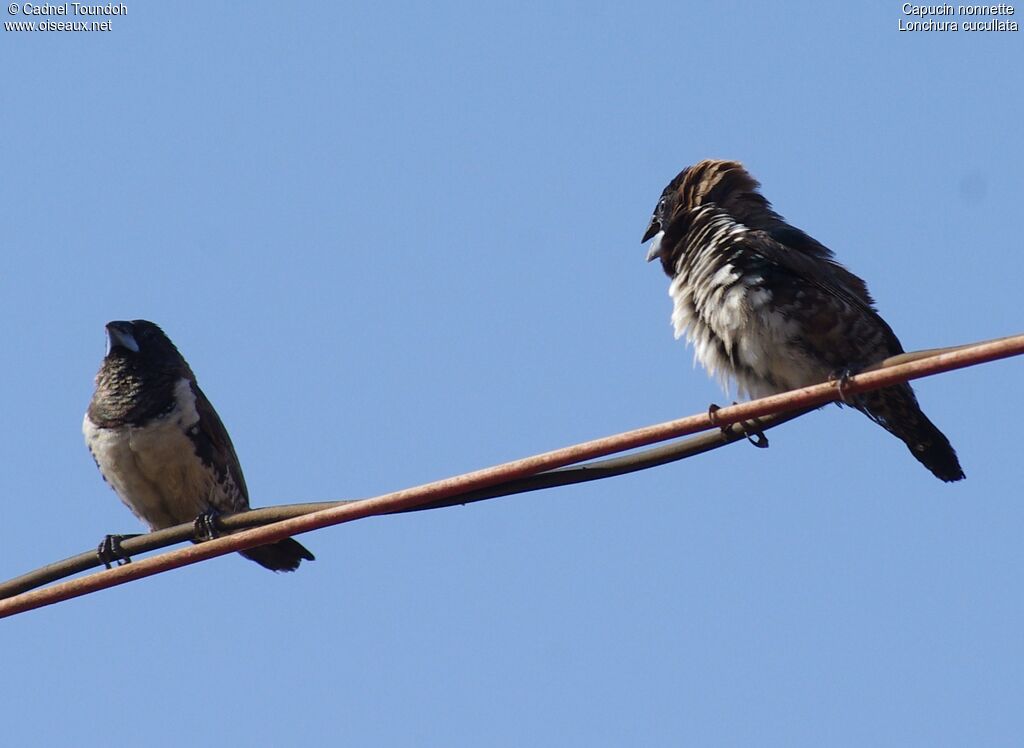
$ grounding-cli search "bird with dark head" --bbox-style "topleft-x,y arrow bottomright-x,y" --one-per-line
642,159 -> 964,482
84,320 -> 315,571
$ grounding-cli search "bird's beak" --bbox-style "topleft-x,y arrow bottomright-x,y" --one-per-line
642,220 -> 664,262
105,321 -> 139,355
642,219 -> 660,244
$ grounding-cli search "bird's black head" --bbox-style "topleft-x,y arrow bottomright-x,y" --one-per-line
89,320 -> 194,426
104,320 -> 185,370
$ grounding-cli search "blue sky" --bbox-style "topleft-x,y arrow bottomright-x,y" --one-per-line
2,2 -> 1021,745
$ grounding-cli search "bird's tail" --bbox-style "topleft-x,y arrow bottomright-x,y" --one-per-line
855,384 -> 965,482
240,538 -> 315,572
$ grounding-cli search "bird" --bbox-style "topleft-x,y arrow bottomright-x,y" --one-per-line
83,320 -> 316,570
641,159 -> 964,482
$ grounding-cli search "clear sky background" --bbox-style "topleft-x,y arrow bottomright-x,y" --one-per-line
2,2 -> 1021,745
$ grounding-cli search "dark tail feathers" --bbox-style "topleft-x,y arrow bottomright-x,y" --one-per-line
857,385 -> 965,483
240,537 -> 315,572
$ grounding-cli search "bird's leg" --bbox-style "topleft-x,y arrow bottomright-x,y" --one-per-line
97,534 -> 137,569
193,510 -> 223,543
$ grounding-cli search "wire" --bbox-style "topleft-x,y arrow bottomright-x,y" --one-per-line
0,408 -> 811,599
0,333 -> 1020,618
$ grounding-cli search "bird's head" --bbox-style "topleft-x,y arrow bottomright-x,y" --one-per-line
89,320 -> 194,424
103,320 -> 191,379
641,159 -> 760,263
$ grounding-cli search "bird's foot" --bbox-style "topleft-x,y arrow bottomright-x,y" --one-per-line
97,534 -> 136,569
707,403 -> 725,429
828,367 -> 858,405
738,418 -> 769,449
708,402 -> 769,448
193,511 -> 222,543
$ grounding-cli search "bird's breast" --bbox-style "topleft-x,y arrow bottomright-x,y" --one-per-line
669,247 -> 828,398
84,378 -> 220,530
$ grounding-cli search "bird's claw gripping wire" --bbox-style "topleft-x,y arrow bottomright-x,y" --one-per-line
739,418 -> 769,448
707,402 -> 723,427
97,534 -> 135,569
193,511 -> 222,543
828,367 -> 858,405
707,403 -> 769,449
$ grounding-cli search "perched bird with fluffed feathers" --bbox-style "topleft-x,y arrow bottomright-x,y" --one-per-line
641,159 -> 964,482
84,320 -> 315,570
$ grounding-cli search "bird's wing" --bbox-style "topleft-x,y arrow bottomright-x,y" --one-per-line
743,227 -> 906,356
186,381 -> 251,510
